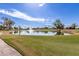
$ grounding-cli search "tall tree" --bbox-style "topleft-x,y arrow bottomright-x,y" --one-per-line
71,23 -> 77,29
2,17 -> 15,30
53,19 -> 64,29
0,25 -> 3,30
53,19 -> 64,35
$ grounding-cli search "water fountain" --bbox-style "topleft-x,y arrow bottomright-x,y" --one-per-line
27,26 -> 34,34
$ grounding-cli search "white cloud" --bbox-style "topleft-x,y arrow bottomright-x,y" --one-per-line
38,3 -> 46,7
0,9 -> 45,22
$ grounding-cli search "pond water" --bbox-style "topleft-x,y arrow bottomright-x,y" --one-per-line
12,30 -> 71,36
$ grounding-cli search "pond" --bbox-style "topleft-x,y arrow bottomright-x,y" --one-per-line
12,30 -> 71,36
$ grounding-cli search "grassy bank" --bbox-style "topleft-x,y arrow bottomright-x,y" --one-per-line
1,35 -> 79,56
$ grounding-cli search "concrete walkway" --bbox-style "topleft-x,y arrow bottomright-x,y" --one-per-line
0,39 -> 21,56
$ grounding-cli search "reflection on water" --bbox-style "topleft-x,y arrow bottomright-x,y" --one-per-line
12,30 -> 71,36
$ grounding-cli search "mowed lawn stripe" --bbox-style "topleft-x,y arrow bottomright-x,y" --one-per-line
1,35 -> 79,55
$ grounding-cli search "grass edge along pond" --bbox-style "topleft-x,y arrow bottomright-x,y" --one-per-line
1,35 -> 79,56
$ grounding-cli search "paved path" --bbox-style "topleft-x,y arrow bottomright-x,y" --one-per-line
0,39 -> 21,56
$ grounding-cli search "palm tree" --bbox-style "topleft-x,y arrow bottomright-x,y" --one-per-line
2,17 -> 15,30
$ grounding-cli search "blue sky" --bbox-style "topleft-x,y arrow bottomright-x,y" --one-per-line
0,3 -> 79,27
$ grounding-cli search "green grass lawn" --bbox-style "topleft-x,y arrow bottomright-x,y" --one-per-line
1,35 -> 79,56
75,29 -> 79,32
